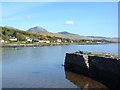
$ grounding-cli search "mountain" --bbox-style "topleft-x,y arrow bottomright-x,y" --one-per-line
28,26 -> 47,32
58,31 -> 79,36
88,36 -> 120,43
27,27 -> 85,40
58,31 -> 119,43
58,31 -> 92,40
27,26 -> 119,42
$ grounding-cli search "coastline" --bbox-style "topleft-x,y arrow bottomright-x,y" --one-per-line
0,43 -> 71,47
0,42 -> 117,47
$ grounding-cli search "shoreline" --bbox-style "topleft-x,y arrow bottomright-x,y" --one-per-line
0,42 -> 117,47
0,43 -> 71,47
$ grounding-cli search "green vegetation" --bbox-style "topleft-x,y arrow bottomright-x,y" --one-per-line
1,26 -> 39,41
0,26 -> 112,45
0,26 -> 74,44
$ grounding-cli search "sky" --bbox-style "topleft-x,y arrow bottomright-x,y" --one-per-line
1,2 -> 118,37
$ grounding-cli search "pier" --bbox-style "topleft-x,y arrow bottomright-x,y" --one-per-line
64,51 -> 120,90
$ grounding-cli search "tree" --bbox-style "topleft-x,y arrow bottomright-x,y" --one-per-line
39,35 -> 48,40
12,31 -> 17,37
16,34 -> 26,41
2,31 -> 6,35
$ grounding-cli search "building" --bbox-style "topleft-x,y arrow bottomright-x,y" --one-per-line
96,42 -> 102,44
70,40 -> 74,43
39,40 -> 50,43
57,39 -> 62,43
8,36 -> 17,41
26,37 -> 32,42
0,39 -> 4,43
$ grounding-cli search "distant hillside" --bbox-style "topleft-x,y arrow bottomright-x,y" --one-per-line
27,26 -> 119,42
1,26 -> 41,41
27,27 -> 93,40
88,36 -> 120,43
28,26 -> 47,32
58,31 -> 92,40
27,27 -> 85,40
1,26 -> 119,43
1,26 -> 78,44
58,31 -> 79,36
59,31 -> 119,43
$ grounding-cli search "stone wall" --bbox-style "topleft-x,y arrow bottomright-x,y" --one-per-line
88,56 -> 120,77
88,56 -> 120,89
65,53 -> 88,76
64,53 -> 120,90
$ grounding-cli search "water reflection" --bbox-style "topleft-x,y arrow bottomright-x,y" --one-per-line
65,70 -> 108,89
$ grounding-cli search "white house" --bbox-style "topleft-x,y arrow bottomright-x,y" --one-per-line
96,42 -> 102,44
57,39 -> 62,43
86,41 -> 90,43
0,39 -> 4,43
26,37 -> 32,42
64,40 -> 67,43
70,40 -> 73,43
8,36 -> 17,41
39,40 -> 50,43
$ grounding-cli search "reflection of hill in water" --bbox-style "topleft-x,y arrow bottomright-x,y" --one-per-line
65,71 -> 108,89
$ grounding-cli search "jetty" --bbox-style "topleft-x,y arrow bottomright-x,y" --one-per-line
64,51 -> 120,90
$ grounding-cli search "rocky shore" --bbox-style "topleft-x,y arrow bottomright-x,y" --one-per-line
64,51 -> 120,90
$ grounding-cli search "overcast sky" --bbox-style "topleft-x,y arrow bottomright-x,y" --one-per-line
1,2 -> 118,37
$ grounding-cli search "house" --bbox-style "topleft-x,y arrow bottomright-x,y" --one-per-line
96,42 -> 102,44
26,37 -> 32,42
39,40 -> 50,43
57,39 -> 62,43
64,40 -> 67,43
8,36 -> 17,41
86,41 -> 90,43
61,40 -> 67,43
70,40 -> 74,43
0,39 -> 4,43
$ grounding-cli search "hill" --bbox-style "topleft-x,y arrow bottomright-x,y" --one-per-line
27,27 -> 83,40
28,26 -> 47,32
58,31 -> 91,40
58,31 -> 119,43
58,31 -> 79,36
1,26 -> 119,44
1,26 -> 79,44
27,27 -> 94,40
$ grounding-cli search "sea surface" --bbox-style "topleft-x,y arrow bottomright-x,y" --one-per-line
1,43 -> 119,88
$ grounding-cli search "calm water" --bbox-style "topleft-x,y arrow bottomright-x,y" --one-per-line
2,43 -> 118,88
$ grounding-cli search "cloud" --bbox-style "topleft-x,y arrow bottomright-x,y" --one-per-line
64,20 -> 75,25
